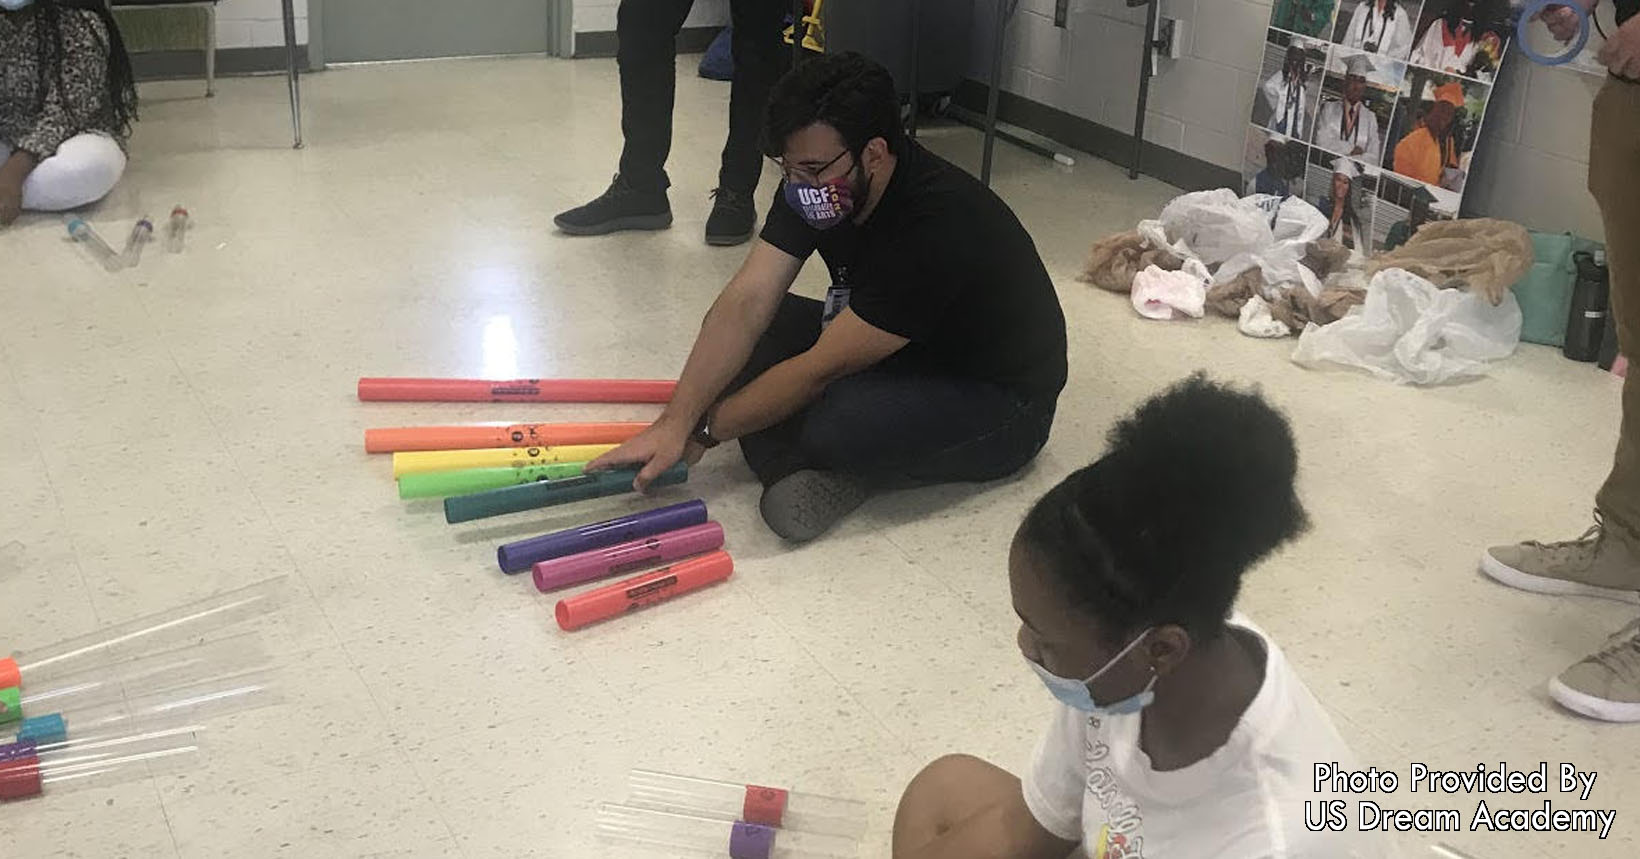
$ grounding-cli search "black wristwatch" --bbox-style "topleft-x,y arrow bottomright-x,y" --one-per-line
691,411 -> 721,449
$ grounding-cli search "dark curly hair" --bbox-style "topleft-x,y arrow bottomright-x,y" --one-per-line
28,0 -> 139,139
1018,375 -> 1309,646
761,51 -> 904,159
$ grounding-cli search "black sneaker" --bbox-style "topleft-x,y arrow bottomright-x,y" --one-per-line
759,470 -> 870,543
554,175 -> 673,236
704,187 -> 756,246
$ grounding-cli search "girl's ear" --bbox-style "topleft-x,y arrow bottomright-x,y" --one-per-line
1147,625 -> 1193,677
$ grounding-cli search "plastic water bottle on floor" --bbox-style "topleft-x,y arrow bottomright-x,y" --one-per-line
120,216 -> 153,269
64,217 -> 122,272
166,205 -> 190,253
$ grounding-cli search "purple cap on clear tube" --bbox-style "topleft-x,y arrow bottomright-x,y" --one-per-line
497,499 -> 708,574
0,741 -> 37,763
532,522 -> 725,592
728,822 -> 776,859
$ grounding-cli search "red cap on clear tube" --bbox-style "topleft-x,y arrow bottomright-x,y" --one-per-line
596,803 -> 861,858
626,769 -> 870,839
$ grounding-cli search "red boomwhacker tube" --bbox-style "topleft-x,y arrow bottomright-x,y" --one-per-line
364,422 -> 648,453
554,551 -> 733,631
356,378 -> 676,404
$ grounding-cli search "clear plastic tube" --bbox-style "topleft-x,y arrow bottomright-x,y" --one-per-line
166,206 -> 189,253
0,724 -> 205,801
627,769 -> 870,838
7,576 -> 291,682
4,666 -> 281,745
17,634 -> 270,718
120,217 -> 153,268
596,804 -> 860,859
65,216 -> 123,272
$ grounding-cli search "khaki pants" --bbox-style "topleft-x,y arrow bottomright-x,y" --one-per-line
1592,77 -> 1640,537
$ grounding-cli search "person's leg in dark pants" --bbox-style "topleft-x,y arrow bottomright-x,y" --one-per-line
553,0 -> 694,236
797,374 -> 1053,485
758,370 -> 1054,542
705,0 -> 791,246
729,294 -> 822,485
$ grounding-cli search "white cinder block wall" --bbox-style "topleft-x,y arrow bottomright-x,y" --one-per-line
971,0 -> 1605,240
214,0 -> 308,49
573,0 -> 729,33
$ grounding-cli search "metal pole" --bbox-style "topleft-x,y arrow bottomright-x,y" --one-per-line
1128,0 -> 1159,179
907,0 -> 921,138
791,0 -> 806,67
981,0 -> 1009,186
281,0 -> 303,148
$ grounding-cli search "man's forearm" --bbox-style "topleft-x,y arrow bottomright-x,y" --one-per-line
658,292 -> 776,432
708,355 -> 829,442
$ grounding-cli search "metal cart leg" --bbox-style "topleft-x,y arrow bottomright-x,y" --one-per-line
205,2 -> 216,97
281,0 -> 303,149
981,0 -> 1009,186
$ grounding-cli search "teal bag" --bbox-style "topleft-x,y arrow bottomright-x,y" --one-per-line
1512,231 -> 1604,347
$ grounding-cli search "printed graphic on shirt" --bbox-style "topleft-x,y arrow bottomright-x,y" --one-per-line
1083,716 -> 1146,859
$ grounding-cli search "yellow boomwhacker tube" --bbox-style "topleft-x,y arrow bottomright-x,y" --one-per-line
392,444 -> 619,477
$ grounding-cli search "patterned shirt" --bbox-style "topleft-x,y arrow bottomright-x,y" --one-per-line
1,8 -> 122,159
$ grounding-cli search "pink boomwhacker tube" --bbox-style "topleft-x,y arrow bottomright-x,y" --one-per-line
356,377 -> 675,403
532,522 -> 724,592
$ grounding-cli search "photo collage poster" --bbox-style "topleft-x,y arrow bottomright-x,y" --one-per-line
1246,0 -> 1525,256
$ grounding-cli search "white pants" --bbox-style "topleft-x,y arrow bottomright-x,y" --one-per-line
0,133 -> 127,211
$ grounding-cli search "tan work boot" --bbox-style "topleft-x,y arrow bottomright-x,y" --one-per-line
1550,618 -> 1640,722
1480,514 -> 1640,604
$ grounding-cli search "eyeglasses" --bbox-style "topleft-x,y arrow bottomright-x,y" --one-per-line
772,149 -> 853,186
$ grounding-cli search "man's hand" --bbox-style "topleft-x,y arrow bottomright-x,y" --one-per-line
586,417 -> 696,493
1601,14 -> 1640,79
0,181 -> 20,227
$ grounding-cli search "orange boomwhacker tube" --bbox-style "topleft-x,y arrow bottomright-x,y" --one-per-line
356,378 -> 676,403
554,551 -> 733,631
365,422 -> 649,453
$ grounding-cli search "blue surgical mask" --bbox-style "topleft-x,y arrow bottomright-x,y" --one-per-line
0,0 -> 35,10
1028,628 -> 1157,715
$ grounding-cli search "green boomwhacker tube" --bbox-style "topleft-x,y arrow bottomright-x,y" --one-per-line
443,463 -> 689,524
398,461 -> 590,499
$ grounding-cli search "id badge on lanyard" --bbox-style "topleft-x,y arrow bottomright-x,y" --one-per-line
821,267 -> 852,330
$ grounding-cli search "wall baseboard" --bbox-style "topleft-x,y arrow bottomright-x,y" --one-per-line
132,46 -> 311,81
574,26 -> 720,59
951,80 -> 1238,193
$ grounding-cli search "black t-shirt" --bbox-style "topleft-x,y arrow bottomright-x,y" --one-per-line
1620,0 -> 1637,26
759,141 -> 1068,403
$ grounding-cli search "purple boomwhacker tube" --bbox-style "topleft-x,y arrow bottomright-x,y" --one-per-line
496,499 -> 709,574
532,521 -> 725,592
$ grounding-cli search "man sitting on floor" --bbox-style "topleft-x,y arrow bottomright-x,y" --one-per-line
590,52 -> 1068,542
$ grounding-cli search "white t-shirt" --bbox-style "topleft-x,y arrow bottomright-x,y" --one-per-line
1021,617 -> 1393,859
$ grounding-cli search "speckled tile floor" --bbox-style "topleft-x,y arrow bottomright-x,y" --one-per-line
0,55 -> 1634,858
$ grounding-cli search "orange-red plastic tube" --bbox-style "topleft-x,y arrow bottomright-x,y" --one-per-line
356,378 -> 675,403
554,551 -> 733,631
364,422 -> 648,453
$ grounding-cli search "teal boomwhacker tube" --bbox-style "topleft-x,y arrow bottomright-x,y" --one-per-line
398,461 -> 590,499
443,463 -> 689,524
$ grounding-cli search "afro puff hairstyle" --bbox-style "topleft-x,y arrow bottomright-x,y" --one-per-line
1018,374 -> 1309,646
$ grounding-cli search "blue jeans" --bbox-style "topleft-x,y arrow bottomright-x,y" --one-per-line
729,295 -> 1057,487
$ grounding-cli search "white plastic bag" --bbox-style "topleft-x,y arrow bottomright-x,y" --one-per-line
1213,196 -> 1329,298
1291,268 -> 1522,385
1238,295 -> 1290,338
1152,189 -> 1274,266
1132,260 -> 1210,320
